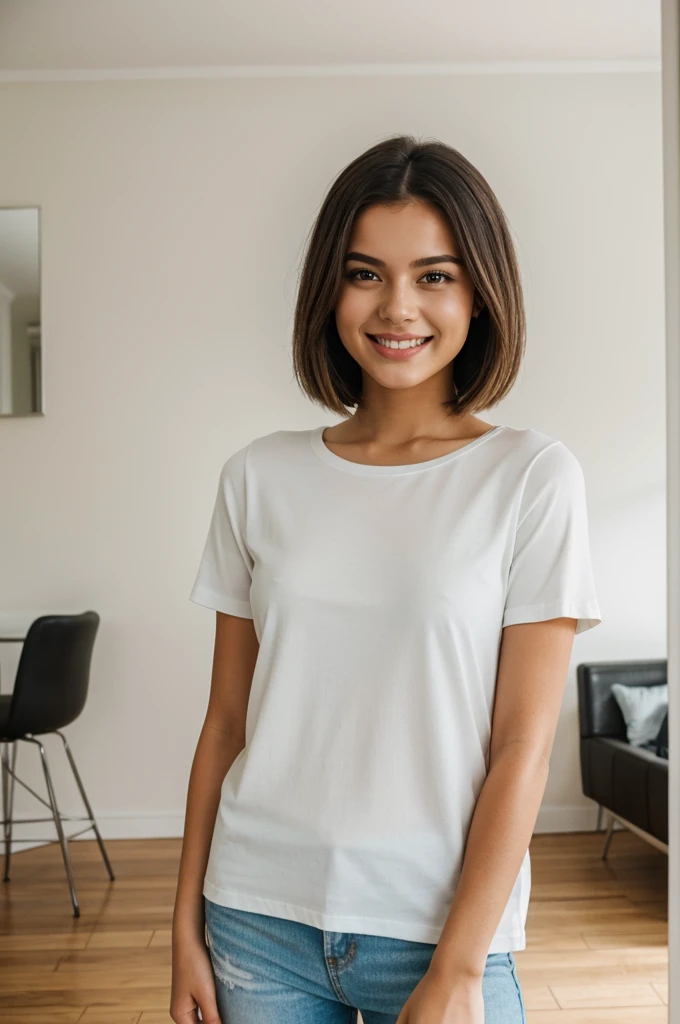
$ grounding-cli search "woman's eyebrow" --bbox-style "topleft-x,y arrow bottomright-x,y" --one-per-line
344,251 -> 463,268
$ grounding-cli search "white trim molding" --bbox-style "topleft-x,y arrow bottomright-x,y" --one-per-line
661,0 -> 679,1021
0,60 -> 662,84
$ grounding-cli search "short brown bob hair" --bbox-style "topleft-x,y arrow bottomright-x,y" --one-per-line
292,134 -> 525,418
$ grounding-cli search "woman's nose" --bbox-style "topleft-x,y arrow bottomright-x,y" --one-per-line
378,282 -> 419,325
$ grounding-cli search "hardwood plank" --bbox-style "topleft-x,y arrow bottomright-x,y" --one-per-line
548,981 -> 664,1010
78,1012 -> 141,1023
519,985 -> 561,1010
0,1011 -> 84,1023
85,931 -> 154,950
528,1010 -> 668,1023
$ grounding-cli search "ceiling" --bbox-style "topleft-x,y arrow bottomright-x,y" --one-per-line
0,0 -> 662,73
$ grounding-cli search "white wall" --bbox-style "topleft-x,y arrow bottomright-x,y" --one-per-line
0,70 -> 665,846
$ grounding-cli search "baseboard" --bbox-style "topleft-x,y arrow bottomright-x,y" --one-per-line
2,804 -> 616,854
3,811 -> 187,853
535,803 -> 625,833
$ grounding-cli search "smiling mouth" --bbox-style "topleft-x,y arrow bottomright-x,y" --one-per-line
367,334 -> 434,350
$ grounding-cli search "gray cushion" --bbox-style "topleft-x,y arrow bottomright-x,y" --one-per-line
611,682 -> 668,747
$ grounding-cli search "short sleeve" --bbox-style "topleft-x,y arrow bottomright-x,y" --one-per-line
502,442 -> 602,635
189,445 -> 254,619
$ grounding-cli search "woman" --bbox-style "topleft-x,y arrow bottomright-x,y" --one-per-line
171,134 -> 602,1024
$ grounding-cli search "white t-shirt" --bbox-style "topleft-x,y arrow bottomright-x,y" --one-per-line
189,423 -> 602,952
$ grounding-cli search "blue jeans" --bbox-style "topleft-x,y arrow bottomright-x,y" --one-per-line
204,898 -> 527,1023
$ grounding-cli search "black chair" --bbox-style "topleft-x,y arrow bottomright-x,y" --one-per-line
577,659 -> 668,859
0,611 -> 115,917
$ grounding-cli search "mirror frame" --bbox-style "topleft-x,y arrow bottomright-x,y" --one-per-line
0,203 -> 42,417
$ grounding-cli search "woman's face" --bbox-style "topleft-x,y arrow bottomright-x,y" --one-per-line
334,199 -> 482,394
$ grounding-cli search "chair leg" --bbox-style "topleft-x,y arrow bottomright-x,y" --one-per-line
22,736 -> 80,918
601,811 -> 615,860
1,742 -> 8,880
52,730 -> 115,882
1,740 -> 17,882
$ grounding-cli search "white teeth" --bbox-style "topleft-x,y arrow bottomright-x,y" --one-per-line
373,336 -> 430,350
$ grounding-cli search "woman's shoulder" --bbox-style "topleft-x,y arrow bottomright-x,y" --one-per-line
495,425 -> 586,486
498,423 -> 577,459
497,428 -> 589,503
220,427 -> 314,474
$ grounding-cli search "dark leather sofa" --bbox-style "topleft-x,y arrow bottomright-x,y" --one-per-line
577,659 -> 668,857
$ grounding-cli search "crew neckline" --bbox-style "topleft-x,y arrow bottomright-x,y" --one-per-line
310,424 -> 506,476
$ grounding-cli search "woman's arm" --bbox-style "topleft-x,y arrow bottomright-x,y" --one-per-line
428,615 -> 578,980
172,611 -> 259,945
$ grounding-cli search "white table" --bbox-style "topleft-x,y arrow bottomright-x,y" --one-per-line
0,611 -> 58,643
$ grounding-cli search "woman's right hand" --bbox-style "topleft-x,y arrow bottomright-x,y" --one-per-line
170,932 -> 221,1023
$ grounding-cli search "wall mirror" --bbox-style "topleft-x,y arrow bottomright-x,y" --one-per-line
0,206 -> 41,416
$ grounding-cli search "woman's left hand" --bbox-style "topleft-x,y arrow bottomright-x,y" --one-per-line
394,964 -> 484,1023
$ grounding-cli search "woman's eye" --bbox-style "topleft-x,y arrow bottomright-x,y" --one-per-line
421,271 -> 454,284
346,268 -> 454,284
346,268 -> 379,282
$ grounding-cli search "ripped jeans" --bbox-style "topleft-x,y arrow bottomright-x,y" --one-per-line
203,897 -> 527,1023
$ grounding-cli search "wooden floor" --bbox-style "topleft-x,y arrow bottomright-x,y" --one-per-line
0,828 -> 668,1023
519,829 -> 668,1023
